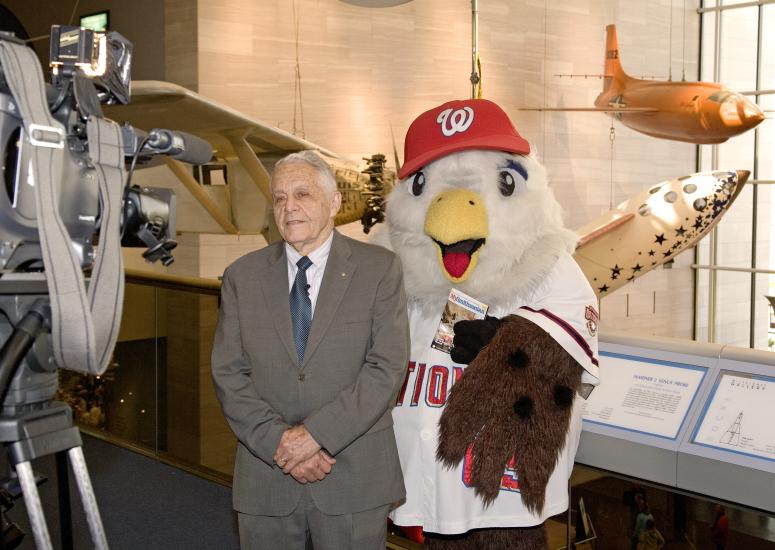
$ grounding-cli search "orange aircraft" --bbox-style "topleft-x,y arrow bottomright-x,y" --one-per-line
524,24 -> 765,144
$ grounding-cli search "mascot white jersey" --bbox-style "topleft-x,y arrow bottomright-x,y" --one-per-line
378,98 -> 600,549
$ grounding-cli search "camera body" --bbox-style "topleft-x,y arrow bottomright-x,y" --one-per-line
0,24 -> 211,549
0,25 -> 208,410
0,26 -> 178,272
0,82 -> 99,271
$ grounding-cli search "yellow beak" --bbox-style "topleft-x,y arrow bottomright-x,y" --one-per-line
424,189 -> 488,283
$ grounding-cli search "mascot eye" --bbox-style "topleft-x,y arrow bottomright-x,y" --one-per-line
410,171 -> 426,196
498,170 -> 516,196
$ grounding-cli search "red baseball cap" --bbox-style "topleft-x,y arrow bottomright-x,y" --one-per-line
399,98 -> 530,179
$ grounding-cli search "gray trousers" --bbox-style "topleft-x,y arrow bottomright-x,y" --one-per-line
237,487 -> 390,550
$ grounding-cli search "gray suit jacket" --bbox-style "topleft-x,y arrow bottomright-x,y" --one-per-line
211,231 -> 409,515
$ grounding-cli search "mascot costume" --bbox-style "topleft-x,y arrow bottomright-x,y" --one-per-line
378,99 -> 601,549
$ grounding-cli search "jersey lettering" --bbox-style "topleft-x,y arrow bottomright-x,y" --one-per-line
425,365 -> 449,407
462,444 -> 520,493
410,363 -> 426,406
395,361 -> 415,406
453,366 -> 464,385
396,361 -> 465,408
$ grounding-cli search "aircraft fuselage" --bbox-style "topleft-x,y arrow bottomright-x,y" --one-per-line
595,24 -> 764,144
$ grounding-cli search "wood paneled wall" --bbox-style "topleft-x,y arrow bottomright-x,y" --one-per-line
3,0 -> 165,80
166,0 -> 199,90
195,0 -> 701,338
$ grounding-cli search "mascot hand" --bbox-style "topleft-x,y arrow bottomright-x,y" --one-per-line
450,316 -> 502,364
437,315 -> 582,513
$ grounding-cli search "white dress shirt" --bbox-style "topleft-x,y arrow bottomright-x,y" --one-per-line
284,231 -> 334,317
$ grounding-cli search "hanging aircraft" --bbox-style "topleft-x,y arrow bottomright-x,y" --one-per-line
104,81 -> 394,238
575,169 -> 749,296
105,81 -> 749,296
521,24 -> 765,144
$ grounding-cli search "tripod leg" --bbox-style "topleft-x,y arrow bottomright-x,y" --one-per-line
67,447 -> 108,549
56,451 -> 73,550
15,461 -> 53,550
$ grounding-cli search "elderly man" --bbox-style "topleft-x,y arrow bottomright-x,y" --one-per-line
212,150 -> 410,549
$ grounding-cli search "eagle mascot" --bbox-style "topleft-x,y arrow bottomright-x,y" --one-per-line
376,99 -> 601,549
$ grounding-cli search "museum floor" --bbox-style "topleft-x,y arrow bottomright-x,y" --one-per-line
389,466 -> 775,549
4,435 -> 773,549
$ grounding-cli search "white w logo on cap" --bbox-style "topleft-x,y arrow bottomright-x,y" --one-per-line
436,107 -> 475,137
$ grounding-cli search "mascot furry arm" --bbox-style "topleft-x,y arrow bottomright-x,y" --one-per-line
381,98 -> 600,548
439,315 -> 581,512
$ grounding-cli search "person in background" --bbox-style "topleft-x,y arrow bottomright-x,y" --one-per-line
637,518 -> 665,550
632,499 -> 655,550
623,485 -> 647,537
710,504 -> 729,550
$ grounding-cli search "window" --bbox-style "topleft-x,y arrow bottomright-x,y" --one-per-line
694,1 -> 774,350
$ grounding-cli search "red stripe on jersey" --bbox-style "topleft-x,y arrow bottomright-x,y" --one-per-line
519,306 -> 599,367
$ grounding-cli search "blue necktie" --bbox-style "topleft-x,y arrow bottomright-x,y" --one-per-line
290,256 -> 313,362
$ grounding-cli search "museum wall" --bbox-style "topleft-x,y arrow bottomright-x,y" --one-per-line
0,0 -> 710,339
165,0 -> 198,90
1,0 -> 165,81
194,0 -> 701,337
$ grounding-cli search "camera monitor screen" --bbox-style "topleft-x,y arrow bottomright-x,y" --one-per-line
80,11 -> 109,32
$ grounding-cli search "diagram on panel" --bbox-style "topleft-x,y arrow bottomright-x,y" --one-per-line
719,412 -> 742,446
694,373 -> 775,460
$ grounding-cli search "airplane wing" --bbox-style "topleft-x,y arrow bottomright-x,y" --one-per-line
576,214 -> 635,247
104,81 -> 393,236
739,89 -> 775,96
105,80 -> 340,160
517,107 -> 658,113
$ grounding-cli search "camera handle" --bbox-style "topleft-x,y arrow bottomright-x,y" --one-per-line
0,299 -> 48,402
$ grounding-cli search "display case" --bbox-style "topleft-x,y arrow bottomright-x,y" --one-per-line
577,332 -> 775,513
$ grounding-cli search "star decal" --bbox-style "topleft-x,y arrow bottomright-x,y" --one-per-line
693,218 -> 704,230
663,251 -> 672,258
648,250 -> 656,256
675,226 -> 686,237
627,275 -> 635,281
631,264 -> 643,273
655,233 -> 667,245
598,284 -> 610,293
610,265 -> 622,279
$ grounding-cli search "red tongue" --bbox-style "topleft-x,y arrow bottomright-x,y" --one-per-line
443,252 -> 471,278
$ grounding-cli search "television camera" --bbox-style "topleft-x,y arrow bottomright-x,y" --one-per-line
0,25 -> 212,549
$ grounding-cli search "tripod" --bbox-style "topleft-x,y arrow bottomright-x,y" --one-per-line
0,278 -> 108,549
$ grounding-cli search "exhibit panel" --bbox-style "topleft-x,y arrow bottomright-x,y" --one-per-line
578,334 -> 719,487
578,332 -> 775,514
677,347 -> 775,513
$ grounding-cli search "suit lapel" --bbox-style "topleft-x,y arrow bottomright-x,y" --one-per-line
260,244 -> 299,364
302,232 -> 356,368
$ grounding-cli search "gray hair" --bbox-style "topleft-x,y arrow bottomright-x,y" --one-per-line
273,150 -> 337,196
